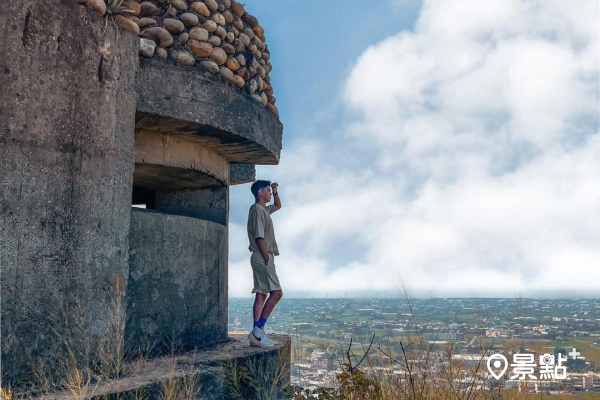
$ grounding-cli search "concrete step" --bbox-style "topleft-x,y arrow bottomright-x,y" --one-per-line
31,333 -> 291,400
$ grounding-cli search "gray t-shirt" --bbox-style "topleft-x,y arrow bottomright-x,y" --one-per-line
247,203 -> 279,255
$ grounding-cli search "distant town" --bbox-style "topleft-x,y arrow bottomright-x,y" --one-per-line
229,297 -> 600,396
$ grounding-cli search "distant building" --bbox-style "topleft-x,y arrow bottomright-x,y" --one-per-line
423,332 -> 464,341
293,322 -> 311,330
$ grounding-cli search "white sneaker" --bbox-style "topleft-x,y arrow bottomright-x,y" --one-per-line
248,326 -> 274,347
261,330 -> 275,346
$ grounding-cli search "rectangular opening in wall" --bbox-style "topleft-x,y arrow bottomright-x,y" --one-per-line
132,160 -> 228,224
132,186 -> 156,209
153,185 -> 228,225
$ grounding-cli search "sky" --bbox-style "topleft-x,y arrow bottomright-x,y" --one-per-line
228,0 -> 600,298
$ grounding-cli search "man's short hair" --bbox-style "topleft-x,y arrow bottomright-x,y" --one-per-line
251,180 -> 271,198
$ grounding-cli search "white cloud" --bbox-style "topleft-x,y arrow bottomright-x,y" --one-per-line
229,0 -> 599,297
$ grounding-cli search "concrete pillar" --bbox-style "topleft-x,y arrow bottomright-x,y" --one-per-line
0,0 -> 138,386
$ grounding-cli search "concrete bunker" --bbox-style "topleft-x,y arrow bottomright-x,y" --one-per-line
0,0 -> 290,396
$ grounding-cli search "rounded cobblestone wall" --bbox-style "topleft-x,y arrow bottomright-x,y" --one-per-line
75,0 -> 279,116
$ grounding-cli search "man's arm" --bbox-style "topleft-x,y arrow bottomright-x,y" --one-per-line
272,192 -> 281,211
256,237 -> 269,264
271,182 -> 281,211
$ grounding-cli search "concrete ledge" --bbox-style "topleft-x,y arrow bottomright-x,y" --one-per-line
136,59 -> 283,165
229,163 -> 256,185
31,334 -> 291,400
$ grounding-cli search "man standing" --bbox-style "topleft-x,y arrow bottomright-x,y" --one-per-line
247,180 -> 282,347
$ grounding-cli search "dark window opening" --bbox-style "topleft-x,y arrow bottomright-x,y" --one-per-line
132,186 -> 156,209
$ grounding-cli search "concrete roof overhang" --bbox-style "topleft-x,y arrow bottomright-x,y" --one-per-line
135,59 -> 283,166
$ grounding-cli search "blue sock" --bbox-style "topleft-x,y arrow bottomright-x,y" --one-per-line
254,317 -> 267,329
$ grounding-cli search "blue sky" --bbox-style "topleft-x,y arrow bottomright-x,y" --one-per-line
228,0 -> 599,298
242,0 -> 422,141
229,0 -> 421,212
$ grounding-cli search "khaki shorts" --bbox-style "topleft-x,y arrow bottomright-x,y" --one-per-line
250,251 -> 282,294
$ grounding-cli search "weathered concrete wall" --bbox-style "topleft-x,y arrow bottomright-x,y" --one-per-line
126,209 -> 228,355
0,0 -> 138,386
230,162 -> 256,185
154,185 -> 228,225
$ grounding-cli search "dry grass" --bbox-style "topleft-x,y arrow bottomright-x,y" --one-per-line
1,386 -> 26,400
222,342 -> 292,400
156,369 -> 202,400
96,274 -> 128,382
2,273 -> 161,400
153,330 -> 203,400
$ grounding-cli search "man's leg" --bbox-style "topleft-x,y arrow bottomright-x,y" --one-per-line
253,293 -> 267,322
254,256 -> 283,334
249,293 -> 268,345
259,289 -> 283,320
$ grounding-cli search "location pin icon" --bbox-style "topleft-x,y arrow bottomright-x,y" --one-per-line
487,354 -> 508,380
